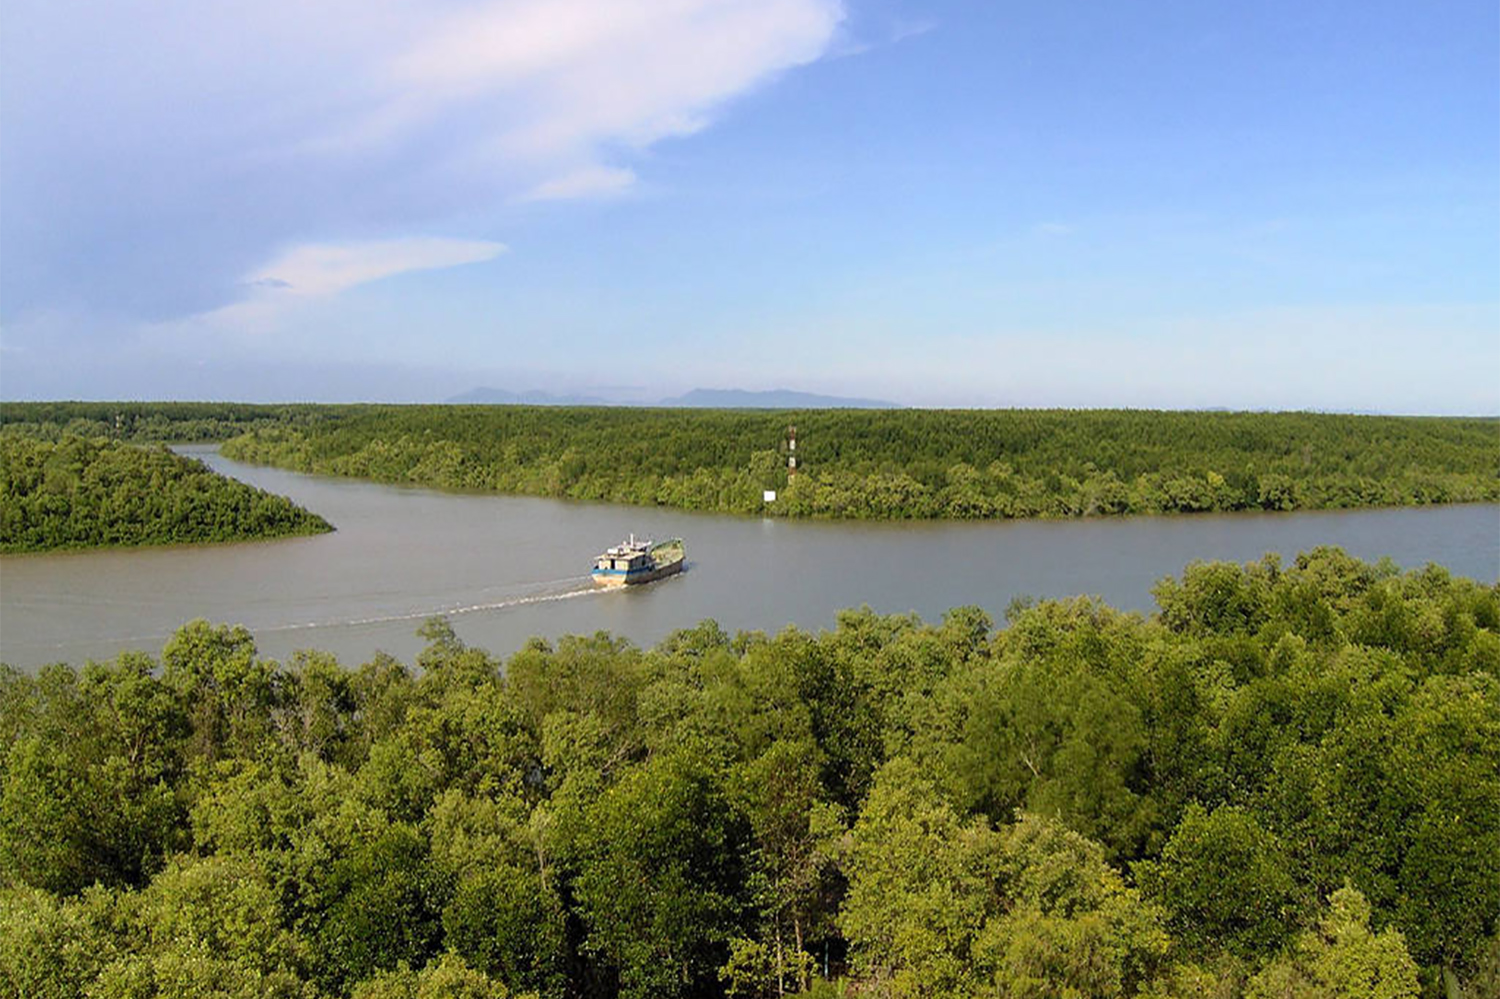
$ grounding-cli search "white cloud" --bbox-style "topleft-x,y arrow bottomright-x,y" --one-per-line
0,0 -> 845,322
389,0 -> 843,162
305,0 -> 846,197
172,237 -> 507,337
521,166 -> 639,203
247,237 -> 507,298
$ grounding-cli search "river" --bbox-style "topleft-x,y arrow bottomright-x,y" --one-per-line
1,447 -> 1496,670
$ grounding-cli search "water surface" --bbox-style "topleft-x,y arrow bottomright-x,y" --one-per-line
2,447 -> 1496,669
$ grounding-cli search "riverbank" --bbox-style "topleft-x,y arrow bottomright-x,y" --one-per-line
6,402 -> 1495,522
217,406 -> 1500,521
4,446 -> 1494,671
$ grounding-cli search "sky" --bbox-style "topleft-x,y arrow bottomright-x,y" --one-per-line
1,0 -> 1496,412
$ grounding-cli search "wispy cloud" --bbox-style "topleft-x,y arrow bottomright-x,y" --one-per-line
825,10 -> 935,59
390,0 -> 841,158
178,237 -> 507,338
0,0 -> 845,325
247,238 -> 506,298
521,166 -> 639,203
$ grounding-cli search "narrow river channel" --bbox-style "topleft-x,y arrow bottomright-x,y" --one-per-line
2,447 -> 1496,670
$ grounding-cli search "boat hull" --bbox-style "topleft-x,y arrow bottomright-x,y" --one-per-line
591,555 -> 685,587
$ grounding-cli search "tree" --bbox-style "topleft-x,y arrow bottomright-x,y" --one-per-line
307,813 -> 446,993
88,855 -> 318,999
934,599 -> 1156,859
841,761 -> 1170,999
162,619 -> 274,762
1136,804 -> 1299,959
0,886 -> 118,999
973,814 -> 1169,999
839,757 -> 993,999
0,656 -> 186,893
1245,887 -> 1419,999
732,739 -> 845,995
428,790 -> 567,999
570,745 -> 750,999
349,952 -> 526,999
1389,674 -> 1500,977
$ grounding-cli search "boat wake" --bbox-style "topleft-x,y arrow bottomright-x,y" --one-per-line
27,576 -> 612,656
257,577 -> 604,635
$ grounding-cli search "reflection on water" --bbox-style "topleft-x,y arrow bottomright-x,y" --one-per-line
2,446 -> 1497,670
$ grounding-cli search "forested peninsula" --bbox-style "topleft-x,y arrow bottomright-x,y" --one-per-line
3,550 -> 1497,998
0,435 -> 331,553
3,401 -> 1496,521
220,406 -> 1500,518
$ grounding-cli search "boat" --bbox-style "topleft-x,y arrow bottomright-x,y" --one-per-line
591,535 -> 686,587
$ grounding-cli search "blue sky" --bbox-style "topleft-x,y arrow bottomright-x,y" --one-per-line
2,0 -> 1496,411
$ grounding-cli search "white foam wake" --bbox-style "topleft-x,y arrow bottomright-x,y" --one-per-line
258,578 -> 604,634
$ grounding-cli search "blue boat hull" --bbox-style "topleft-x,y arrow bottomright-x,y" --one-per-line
591,557 -> 685,587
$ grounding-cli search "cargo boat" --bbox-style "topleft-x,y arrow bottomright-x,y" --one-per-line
591,535 -> 685,587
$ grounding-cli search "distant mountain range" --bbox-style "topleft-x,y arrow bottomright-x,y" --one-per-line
447,386 -> 900,409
